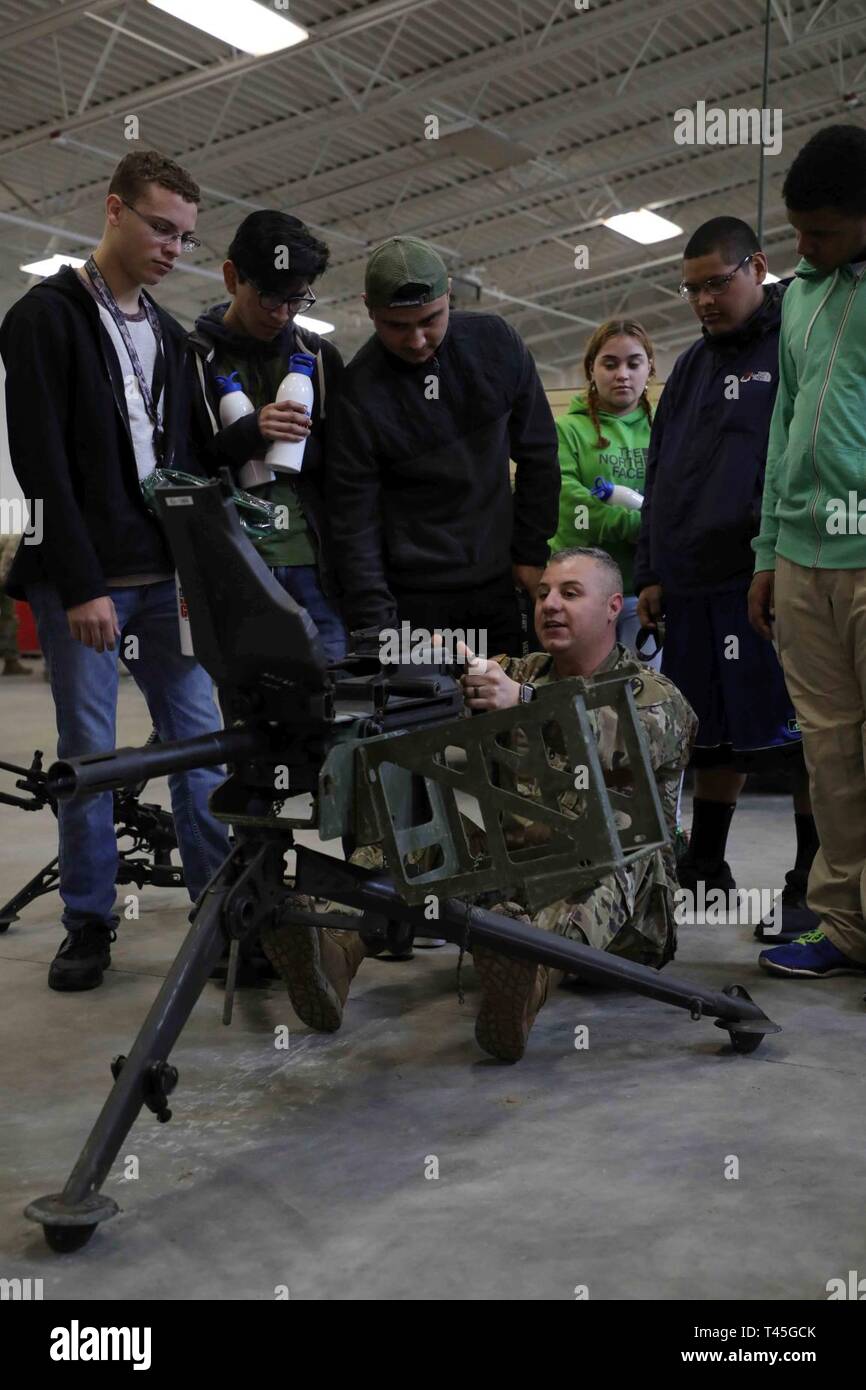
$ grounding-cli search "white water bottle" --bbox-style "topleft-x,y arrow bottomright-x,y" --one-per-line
265,352 -> 316,474
216,371 -> 275,489
176,574 -> 194,656
591,476 -> 644,509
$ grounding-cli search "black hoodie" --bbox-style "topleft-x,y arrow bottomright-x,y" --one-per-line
0,267 -> 225,607
326,311 -> 559,633
188,304 -> 343,595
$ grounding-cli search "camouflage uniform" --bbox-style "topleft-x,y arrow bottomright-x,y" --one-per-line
277,643 -> 696,1053
351,643 -> 696,969
0,536 -> 20,660
489,642 -> 697,968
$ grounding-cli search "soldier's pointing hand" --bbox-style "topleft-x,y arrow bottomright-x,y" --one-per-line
456,641 -> 521,712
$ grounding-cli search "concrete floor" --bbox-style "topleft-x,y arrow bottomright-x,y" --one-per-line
1,662 -> 864,1301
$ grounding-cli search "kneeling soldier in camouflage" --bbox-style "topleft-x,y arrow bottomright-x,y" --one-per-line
261,546 -> 696,1061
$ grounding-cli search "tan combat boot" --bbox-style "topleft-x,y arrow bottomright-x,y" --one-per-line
473,902 -> 557,1062
260,895 -> 366,1033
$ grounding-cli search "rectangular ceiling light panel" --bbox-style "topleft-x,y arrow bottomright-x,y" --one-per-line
148,0 -> 308,55
20,254 -> 86,276
604,209 -> 683,244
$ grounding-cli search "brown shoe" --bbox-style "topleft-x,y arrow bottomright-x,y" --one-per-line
260,897 -> 365,1033
473,902 -> 554,1061
2,657 -> 30,676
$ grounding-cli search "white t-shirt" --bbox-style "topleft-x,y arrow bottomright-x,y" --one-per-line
95,303 -> 165,483
79,277 -> 173,585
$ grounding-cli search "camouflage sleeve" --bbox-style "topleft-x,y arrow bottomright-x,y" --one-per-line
641,684 -> 697,841
496,651 -> 552,685
495,654 -> 522,681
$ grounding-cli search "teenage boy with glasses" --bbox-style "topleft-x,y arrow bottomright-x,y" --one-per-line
189,211 -> 346,661
635,217 -> 817,939
0,150 -> 232,992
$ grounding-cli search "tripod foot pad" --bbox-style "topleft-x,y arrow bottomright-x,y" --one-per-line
25,1191 -> 119,1230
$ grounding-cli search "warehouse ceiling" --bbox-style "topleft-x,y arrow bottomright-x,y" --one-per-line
0,0 -> 864,382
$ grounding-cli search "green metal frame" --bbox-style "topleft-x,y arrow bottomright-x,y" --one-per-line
351,666 -> 668,911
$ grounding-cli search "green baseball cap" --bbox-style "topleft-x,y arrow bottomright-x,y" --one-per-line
365,236 -> 450,308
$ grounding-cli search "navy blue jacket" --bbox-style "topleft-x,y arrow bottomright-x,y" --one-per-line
634,283 -> 786,596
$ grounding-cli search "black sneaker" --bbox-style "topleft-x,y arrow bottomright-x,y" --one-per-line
48,922 -> 116,992
754,869 -> 821,943
676,855 -> 736,895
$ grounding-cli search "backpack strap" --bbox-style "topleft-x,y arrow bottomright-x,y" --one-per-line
295,328 -> 327,419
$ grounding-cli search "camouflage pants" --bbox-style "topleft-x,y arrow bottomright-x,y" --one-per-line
0,590 -> 17,660
528,849 -> 676,969
347,838 -> 676,970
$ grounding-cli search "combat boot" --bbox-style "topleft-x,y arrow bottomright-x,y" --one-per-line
473,903 -> 556,1061
260,897 -> 366,1032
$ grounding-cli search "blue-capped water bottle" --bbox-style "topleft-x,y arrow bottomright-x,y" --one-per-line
265,352 -> 316,474
215,372 -> 274,489
591,476 -> 644,509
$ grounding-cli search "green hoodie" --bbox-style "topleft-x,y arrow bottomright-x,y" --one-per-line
753,257 -> 866,572
551,396 -> 651,593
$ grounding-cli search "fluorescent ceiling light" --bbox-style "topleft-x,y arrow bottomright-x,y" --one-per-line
147,0 -> 308,55
20,253 -> 86,276
295,315 -> 335,336
764,271 -> 780,284
604,209 -> 683,244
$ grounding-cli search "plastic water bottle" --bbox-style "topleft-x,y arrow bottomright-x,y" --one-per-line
265,353 -> 316,474
215,371 -> 274,489
591,476 -> 644,509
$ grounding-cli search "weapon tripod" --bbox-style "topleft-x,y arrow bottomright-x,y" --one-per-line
23,475 -> 782,1253
0,734 -> 183,932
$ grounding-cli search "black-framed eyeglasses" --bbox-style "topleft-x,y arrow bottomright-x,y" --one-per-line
120,199 -> 201,253
243,276 -> 317,314
678,254 -> 753,300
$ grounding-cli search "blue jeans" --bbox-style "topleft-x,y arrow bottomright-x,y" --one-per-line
27,579 -> 231,931
270,565 -> 347,662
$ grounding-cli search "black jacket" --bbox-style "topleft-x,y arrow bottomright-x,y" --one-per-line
326,311 -> 559,632
0,266 -> 225,607
633,283 -> 787,596
187,305 -> 344,596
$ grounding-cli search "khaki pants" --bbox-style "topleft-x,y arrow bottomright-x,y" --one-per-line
774,556 -> 866,962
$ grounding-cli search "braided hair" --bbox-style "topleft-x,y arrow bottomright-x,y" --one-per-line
583,319 -> 655,449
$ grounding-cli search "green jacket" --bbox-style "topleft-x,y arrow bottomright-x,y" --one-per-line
753,257 -> 866,571
551,396 -> 651,593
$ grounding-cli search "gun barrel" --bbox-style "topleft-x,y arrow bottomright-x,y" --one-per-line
47,728 -> 263,800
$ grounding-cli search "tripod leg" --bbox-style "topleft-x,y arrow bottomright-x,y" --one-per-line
0,857 -> 60,931
25,868 -> 233,1252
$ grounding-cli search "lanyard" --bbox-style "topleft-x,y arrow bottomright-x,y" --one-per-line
84,256 -> 166,463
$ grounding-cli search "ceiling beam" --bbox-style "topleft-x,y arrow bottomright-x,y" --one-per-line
2,0 -> 122,51
0,0 -> 443,158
